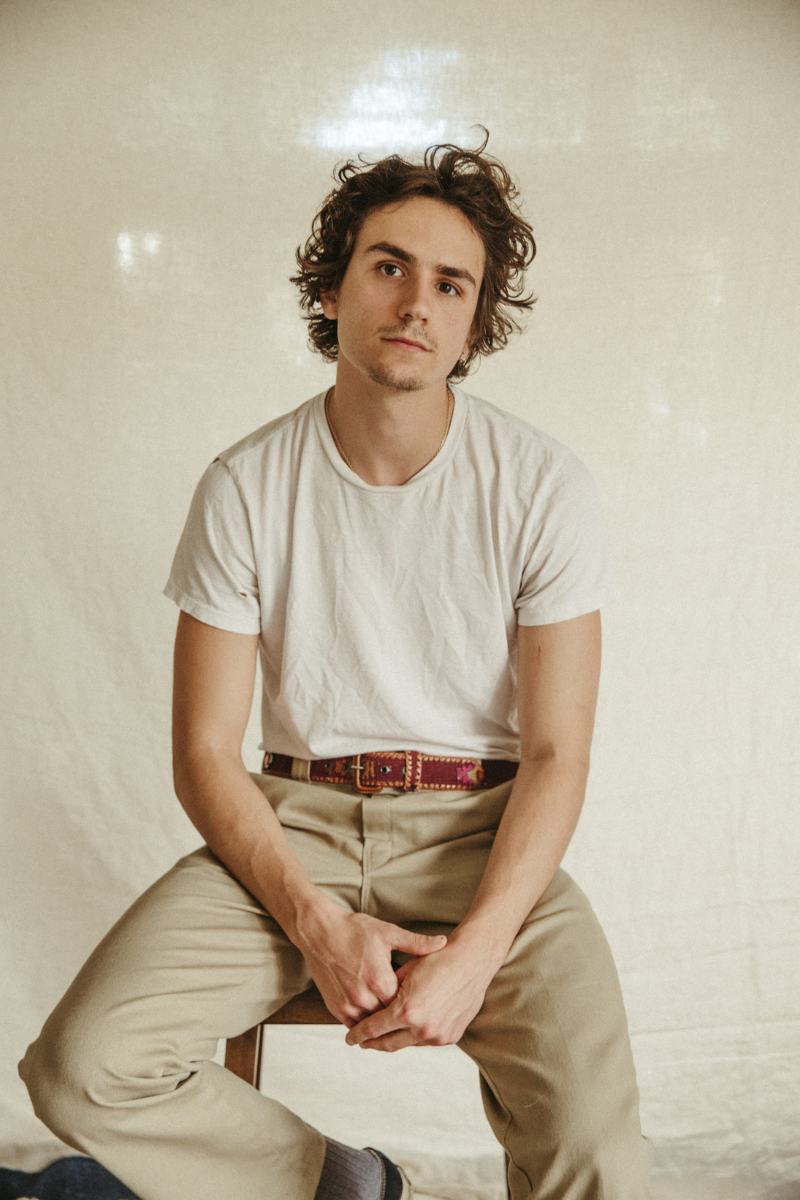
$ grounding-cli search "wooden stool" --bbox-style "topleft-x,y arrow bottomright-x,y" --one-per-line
225,985 -> 512,1197
225,984 -> 338,1087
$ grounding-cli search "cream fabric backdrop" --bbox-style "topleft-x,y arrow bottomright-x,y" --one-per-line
1,1 -> 798,1197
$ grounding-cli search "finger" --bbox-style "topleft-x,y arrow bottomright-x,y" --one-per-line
370,971 -> 401,1009
359,1029 -> 426,1052
321,990 -> 380,1028
389,929 -> 447,957
338,998 -> 387,1027
345,1006 -> 405,1046
393,960 -> 414,984
327,1005 -> 364,1029
316,974 -> 393,1024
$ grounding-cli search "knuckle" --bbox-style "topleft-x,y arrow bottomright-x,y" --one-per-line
399,1002 -> 418,1025
351,985 -> 377,1008
418,1023 -> 449,1045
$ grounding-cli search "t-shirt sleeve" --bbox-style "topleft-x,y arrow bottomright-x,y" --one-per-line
515,453 -> 619,626
163,458 -> 261,635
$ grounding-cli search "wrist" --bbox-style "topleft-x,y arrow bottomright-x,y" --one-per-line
448,917 -> 515,974
249,852 -> 340,949
286,888 -> 346,954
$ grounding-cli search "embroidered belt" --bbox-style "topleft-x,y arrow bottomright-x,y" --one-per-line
261,751 -> 519,794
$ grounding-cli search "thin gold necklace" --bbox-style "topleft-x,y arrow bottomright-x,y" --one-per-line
325,387 -> 454,481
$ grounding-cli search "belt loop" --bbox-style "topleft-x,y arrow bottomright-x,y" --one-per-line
403,750 -> 422,791
291,757 -> 311,782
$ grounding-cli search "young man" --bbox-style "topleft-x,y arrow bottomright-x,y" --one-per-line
21,144 -> 652,1199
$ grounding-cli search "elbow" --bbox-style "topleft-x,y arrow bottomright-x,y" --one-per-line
518,745 -> 591,783
172,738 -> 242,804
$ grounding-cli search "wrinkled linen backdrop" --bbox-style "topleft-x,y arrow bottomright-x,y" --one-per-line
1,2 -> 798,1197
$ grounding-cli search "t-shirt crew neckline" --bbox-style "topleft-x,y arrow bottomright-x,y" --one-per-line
312,385 -> 468,491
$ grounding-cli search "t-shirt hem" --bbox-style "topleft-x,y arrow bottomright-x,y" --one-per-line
163,583 -> 262,635
255,743 -> 523,762
516,585 -> 620,627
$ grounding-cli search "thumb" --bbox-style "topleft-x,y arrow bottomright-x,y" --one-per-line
391,928 -> 448,956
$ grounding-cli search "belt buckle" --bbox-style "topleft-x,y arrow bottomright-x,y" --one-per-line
346,753 -> 383,794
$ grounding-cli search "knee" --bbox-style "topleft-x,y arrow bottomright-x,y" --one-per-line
19,1014 -> 98,1148
19,1008 -> 162,1149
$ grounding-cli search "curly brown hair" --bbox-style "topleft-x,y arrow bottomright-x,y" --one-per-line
291,137 -> 536,380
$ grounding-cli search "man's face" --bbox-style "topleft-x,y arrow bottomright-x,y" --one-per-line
321,195 -> 485,392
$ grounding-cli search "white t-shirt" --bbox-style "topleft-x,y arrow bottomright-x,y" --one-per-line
164,386 -> 617,761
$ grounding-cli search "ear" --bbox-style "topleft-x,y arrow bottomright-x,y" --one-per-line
320,290 -> 339,320
458,323 -> 476,365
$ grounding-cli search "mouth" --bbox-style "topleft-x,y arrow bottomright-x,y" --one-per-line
381,336 -> 430,353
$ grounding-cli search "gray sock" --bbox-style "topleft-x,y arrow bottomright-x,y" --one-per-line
313,1137 -> 384,1200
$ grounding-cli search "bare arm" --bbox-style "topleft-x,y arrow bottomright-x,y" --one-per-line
347,611 -> 601,1051
452,610 -> 601,965
172,611 -> 445,1025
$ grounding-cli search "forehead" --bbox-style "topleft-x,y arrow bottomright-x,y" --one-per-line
353,196 -> 485,278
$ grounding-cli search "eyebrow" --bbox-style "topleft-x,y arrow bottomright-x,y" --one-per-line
364,241 -> 479,290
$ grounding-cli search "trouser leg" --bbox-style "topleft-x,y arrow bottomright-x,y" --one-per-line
459,869 -> 652,1200
363,784 -> 651,1198
19,845 -> 328,1200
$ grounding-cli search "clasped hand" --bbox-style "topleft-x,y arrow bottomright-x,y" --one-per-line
297,907 -> 494,1053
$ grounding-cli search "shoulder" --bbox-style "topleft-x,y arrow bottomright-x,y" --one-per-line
182,395 -> 320,520
459,389 -> 593,495
214,395 -> 318,478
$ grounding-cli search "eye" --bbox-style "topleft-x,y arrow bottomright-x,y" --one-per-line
378,262 -> 403,277
438,280 -> 460,297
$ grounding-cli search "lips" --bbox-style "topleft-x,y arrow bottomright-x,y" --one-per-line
383,336 -> 430,352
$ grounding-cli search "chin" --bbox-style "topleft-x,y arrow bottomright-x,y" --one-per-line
365,364 -> 429,393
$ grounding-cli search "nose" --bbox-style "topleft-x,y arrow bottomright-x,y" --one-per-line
398,276 -> 429,324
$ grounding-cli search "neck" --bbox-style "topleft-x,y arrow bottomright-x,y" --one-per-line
325,363 -> 454,487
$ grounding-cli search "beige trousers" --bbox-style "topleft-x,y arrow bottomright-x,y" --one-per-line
20,774 -> 652,1200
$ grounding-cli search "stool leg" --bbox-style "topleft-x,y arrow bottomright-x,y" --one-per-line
224,1023 -> 263,1087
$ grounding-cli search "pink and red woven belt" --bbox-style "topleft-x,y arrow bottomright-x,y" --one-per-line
262,750 -> 518,794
